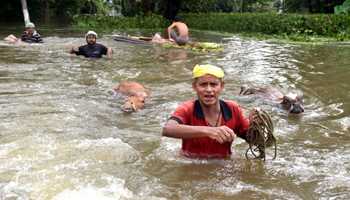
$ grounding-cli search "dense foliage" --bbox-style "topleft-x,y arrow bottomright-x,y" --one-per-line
334,0 -> 350,14
182,12 -> 350,40
0,0 -> 113,22
0,0 -> 347,23
73,12 -> 350,41
283,0 -> 345,13
74,14 -> 169,30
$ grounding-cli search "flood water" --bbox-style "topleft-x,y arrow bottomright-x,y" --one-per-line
0,27 -> 349,200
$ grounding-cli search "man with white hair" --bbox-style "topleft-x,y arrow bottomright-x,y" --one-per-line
70,31 -> 112,58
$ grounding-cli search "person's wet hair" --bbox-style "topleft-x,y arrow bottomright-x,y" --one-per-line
173,16 -> 182,22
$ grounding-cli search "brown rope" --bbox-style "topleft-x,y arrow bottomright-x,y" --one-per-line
245,108 -> 277,161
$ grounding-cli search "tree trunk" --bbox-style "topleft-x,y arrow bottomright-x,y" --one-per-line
163,0 -> 181,20
41,0 -> 50,24
20,0 -> 30,24
307,0 -> 313,13
141,0 -> 154,15
324,0 -> 337,13
232,0 -> 240,12
315,0 -> 321,13
278,0 -> 284,13
122,0 -> 137,16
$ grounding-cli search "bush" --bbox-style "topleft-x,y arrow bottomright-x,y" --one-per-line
73,12 -> 350,41
73,14 -> 169,30
334,0 -> 350,14
181,13 -> 350,39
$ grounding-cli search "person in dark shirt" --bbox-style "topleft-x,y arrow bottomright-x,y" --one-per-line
21,22 -> 43,43
70,31 -> 112,58
4,22 -> 43,44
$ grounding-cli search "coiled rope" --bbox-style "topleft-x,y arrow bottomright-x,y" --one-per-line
245,108 -> 277,161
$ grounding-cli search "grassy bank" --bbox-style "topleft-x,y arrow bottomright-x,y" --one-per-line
73,13 -> 350,42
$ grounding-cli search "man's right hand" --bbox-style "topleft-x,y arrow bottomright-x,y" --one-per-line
70,46 -> 78,54
206,126 -> 236,144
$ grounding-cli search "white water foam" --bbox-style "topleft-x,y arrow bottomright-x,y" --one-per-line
52,176 -> 133,200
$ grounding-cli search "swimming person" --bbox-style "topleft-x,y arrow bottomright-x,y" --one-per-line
4,22 -> 43,44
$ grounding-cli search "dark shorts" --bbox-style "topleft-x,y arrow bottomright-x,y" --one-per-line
170,30 -> 189,46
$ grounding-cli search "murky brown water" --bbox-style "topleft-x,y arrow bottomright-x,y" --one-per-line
0,27 -> 349,200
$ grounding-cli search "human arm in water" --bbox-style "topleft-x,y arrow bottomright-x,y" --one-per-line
162,119 -> 236,144
107,47 -> 113,58
4,35 -> 20,44
69,46 -> 79,55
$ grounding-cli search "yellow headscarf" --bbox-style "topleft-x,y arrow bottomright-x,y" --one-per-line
192,64 -> 224,79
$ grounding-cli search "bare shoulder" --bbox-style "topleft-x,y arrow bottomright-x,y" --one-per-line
115,81 -> 145,89
113,81 -> 147,95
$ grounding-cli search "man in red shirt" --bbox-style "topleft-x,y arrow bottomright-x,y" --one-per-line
162,64 -> 250,158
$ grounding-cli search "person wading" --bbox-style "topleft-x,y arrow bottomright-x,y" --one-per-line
162,64 -> 250,158
70,31 -> 112,58
4,22 -> 43,44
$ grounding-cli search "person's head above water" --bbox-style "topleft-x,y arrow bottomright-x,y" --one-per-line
173,16 -> 183,22
192,64 -> 225,106
192,64 -> 224,80
85,30 -> 97,45
24,22 -> 35,34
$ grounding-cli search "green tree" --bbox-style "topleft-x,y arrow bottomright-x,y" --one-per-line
334,0 -> 350,14
284,0 -> 346,13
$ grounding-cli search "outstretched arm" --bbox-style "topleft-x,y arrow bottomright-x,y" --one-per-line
162,119 -> 236,144
70,46 -> 79,54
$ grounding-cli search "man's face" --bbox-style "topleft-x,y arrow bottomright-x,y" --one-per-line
192,74 -> 224,107
86,35 -> 96,45
25,28 -> 34,35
